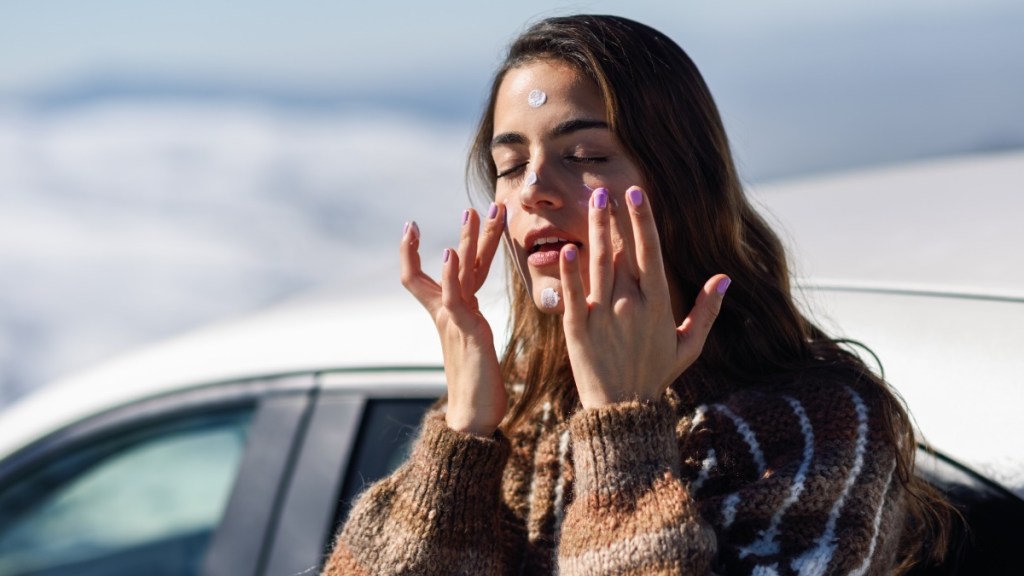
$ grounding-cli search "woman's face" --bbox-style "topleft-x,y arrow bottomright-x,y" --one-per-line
491,59 -> 646,313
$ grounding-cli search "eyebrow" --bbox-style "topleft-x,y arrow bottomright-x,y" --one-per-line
490,118 -> 610,150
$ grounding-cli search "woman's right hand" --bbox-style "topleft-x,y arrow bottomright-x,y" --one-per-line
400,203 -> 507,436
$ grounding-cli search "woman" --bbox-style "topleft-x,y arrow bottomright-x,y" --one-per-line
324,15 -> 948,575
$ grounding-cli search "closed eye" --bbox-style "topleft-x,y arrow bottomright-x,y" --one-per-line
496,162 -> 528,179
566,155 -> 607,165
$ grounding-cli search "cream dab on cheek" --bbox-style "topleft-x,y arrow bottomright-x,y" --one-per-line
577,181 -> 595,206
540,287 -> 560,309
503,199 -> 517,223
527,89 -> 547,108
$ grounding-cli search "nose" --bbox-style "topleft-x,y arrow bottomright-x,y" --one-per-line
518,162 -> 566,211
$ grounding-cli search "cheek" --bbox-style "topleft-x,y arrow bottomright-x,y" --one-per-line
494,184 -> 517,220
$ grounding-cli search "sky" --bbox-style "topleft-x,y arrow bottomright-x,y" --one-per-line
1,0 -> 1023,403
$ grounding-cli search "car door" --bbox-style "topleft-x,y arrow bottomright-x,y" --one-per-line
0,375 -> 319,576
259,370 -> 443,576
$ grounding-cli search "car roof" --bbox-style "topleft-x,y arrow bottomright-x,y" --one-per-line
1,151 -> 1021,495
748,149 -> 1024,299
0,293 -> 451,460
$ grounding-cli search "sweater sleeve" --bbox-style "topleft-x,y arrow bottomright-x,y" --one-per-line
688,384 -> 907,575
558,398 -> 718,575
322,410 -> 513,576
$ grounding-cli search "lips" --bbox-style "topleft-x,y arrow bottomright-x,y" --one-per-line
529,236 -> 572,254
524,230 -> 582,267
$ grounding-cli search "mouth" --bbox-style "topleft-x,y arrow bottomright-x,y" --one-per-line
528,236 -> 582,255
524,235 -> 583,267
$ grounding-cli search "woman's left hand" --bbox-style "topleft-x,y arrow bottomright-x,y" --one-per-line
559,186 -> 730,409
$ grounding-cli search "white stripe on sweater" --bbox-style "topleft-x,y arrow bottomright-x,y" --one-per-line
713,404 -> 767,476
690,404 -> 709,433
790,386 -> 870,576
722,493 -> 741,528
552,427 -> 571,538
848,461 -> 897,576
740,397 -> 815,558
691,448 -> 717,493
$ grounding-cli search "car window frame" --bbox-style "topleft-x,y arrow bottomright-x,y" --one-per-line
0,374 -> 320,576
258,369 -> 445,576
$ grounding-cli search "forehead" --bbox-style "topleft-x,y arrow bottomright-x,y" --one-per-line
493,60 -> 606,129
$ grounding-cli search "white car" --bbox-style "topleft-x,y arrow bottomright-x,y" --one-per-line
0,152 -> 1022,575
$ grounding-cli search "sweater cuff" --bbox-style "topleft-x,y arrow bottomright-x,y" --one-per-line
569,398 -> 679,506
406,411 -> 511,521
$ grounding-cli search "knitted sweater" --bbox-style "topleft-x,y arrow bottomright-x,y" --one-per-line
324,370 -> 907,575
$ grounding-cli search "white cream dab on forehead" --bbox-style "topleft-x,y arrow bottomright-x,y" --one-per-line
540,287 -> 560,308
527,89 -> 547,108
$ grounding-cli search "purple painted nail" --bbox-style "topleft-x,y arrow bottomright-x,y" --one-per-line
564,245 -> 577,262
594,188 -> 608,210
717,277 -> 731,295
403,221 -> 410,235
628,188 -> 644,207
462,209 -> 470,225
488,202 -> 498,219
443,248 -> 451,263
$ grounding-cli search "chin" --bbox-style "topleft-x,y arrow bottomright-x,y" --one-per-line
529,280 -> 565,314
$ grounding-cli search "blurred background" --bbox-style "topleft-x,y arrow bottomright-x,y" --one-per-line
2,0 -> 1023,405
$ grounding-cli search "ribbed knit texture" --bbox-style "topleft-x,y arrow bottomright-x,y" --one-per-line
324,372 -> 907,575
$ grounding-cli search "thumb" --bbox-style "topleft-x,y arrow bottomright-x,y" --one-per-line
675,274 -> 730,369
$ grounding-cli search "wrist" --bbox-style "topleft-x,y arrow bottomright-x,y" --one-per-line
578,387 -> 661,410
445,411 -> 498,437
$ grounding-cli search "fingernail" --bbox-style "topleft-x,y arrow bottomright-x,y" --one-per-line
443,248 -> 451,263
594,188 -> 608,210
717,277 -> 731,295
410,221 -> 420,239
462,209 -> 470,225
628,188 -> 644,207
564,245 -> 577,262
403,221 -> 409,235
488,202 -> 498,219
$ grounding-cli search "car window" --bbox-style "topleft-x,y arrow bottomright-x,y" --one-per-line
335,398 -> 434,524
0,409 -> 252,576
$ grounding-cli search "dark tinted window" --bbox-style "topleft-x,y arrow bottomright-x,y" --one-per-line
335,398 -> 433,524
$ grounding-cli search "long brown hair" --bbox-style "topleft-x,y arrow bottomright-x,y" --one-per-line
468,14 -> 950,569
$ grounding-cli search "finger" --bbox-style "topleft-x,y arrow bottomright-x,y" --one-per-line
473,202 -> 504,291
559,243 -> 587,333
609,189 -> 639,289
588,187 -> 614,304
399,221 -> 442,312
457,209 -> 480,301
676,274 -> 731,370
440,248 -> 474,328
625,187 -> 670,300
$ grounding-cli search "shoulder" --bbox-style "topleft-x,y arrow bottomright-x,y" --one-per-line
676,366 -> 902,488
673,368 -> 911,573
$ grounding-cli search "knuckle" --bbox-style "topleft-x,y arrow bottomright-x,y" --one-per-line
612,296 -> 634,315
441,293 -> 459,311
400,271 -> 416,288
705,302 -> 722,324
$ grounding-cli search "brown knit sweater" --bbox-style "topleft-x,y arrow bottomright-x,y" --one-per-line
324,371 -> 907,575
